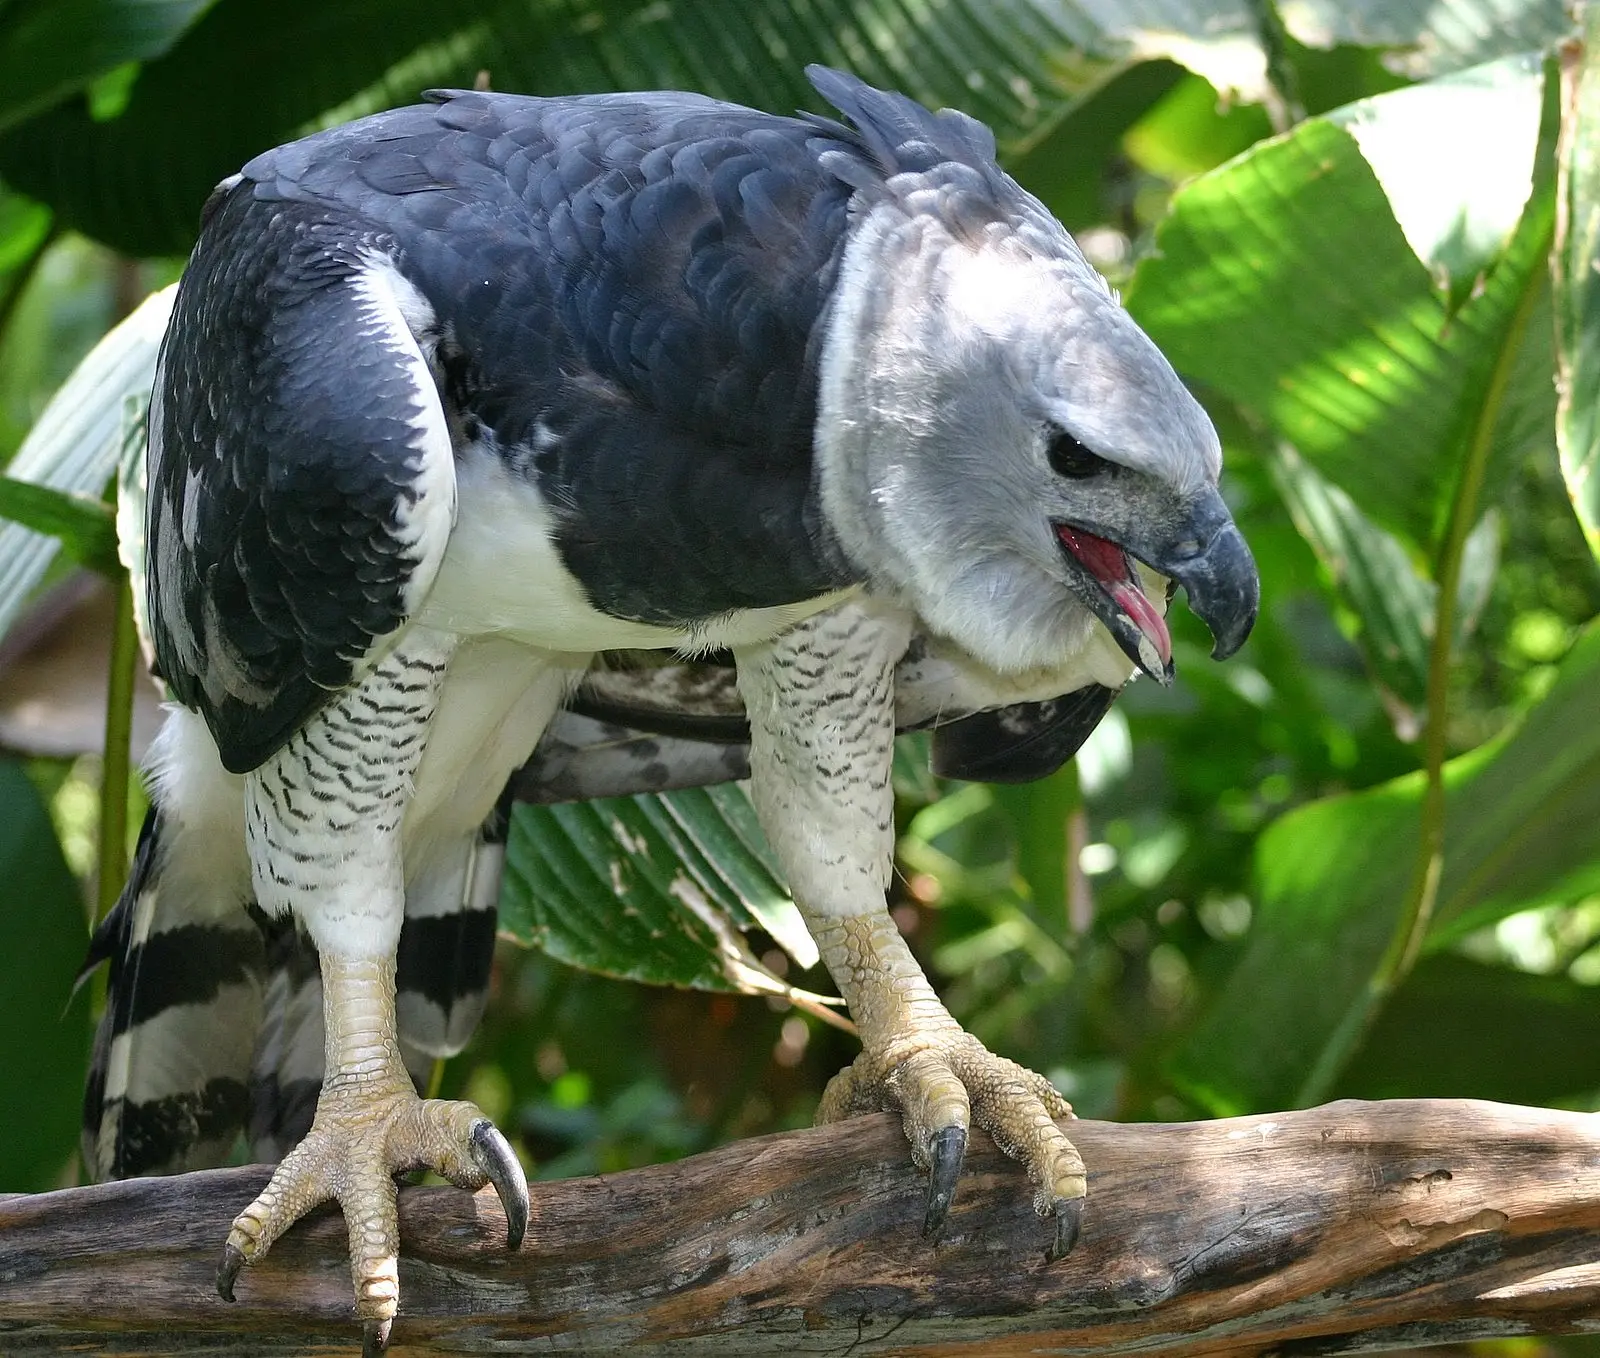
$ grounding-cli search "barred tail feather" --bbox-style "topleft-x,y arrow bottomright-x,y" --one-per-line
87,788 -> 504,1173
395,817 -> 504,1072
245,911 -> 323,1161
82,806 -> 266,1178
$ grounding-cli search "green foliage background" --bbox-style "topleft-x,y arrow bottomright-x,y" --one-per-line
0,10 -> 1598,1348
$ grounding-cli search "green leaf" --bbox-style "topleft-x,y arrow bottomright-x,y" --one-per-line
1169,617 -> 1600,1116
0,475 -> 117,573
0,0 -> 217,135
1335,953 -> 1600,1107
1271,450 -> 1501,729
0,0 -> 1285,257
0,284 -> 169,643
500,785 -> 827,998
990,766 -> 1079,929
1331,53 -> 1544,303
1127,56 -> 1554,558
1555,8 -> 1600,563
0,192 -> 50,274
1279,0 -> 1572,80
1121,70 -> 1273,182
4,0 -> 1569,257
1271,448 -> 1435,718
0,756 -> 90,1190
1008,59 -> 1190,230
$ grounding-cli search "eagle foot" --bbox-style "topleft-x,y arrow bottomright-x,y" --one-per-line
817,1034 -> 1084,1255
215,1085 -> 528,1345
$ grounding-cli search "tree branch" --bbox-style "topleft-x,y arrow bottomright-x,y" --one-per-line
3,1099 -> 1599,1354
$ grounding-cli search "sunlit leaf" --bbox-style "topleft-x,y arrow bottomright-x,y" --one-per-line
501,785 -> 827,997
1009,59 -> 1190,230
1331,53 -> 1543,302
0,194 -> 51,275
1120,70 -> 1273,181
1170,618 -> 1600,1116
1556,9 -> 1600,563
1279,0 -> 1571,80
0,756 -> 89,1190
1128,56 -> 1555,559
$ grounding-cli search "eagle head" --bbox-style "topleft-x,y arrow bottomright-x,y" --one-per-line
811,68 -> 1258,684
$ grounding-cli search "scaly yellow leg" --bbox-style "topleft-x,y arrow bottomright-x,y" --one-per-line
737,600 -> 1086,1255
217,955 -> 527,1354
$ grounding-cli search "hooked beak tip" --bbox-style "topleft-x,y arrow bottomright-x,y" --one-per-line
1177,521 -> 1259,663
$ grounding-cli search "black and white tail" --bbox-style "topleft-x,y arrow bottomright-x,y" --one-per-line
80,694 -> 737,1180
82,795 -> 504,1176
81,805 -> 266,1176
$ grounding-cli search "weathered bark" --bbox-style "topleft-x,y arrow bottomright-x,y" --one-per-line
2,1099 -> 1598,1355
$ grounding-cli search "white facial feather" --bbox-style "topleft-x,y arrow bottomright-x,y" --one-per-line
817,172 -> 1221,675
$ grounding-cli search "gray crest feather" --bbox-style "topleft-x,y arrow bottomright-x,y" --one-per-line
804,65 -> 999,182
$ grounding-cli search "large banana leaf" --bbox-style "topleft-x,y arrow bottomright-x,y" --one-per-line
1556,4 -> 1600,563
0,0 -> 1247,257
1279,0 -> 1569,80
1128,53 -> 1553,559
0,0 -> 216,135
1121,48 -> 1600,1116
0,0 -> 1577,259
1170,618 -> 1600,1115
1127,54 -> 1555,718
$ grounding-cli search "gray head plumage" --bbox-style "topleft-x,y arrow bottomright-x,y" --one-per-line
806,67 -> 1254,681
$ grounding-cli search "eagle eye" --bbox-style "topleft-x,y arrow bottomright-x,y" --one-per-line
1045,425 -> 1109,479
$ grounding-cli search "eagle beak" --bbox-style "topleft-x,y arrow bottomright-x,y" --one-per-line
1054,484 -> 1258,682
1157,488 -> 1258,661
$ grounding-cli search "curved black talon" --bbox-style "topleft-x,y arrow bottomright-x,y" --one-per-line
1048,1196 -> 1085,1262
922,1124 -> 968,1238
362,1317 -> 392,1356
216,1242 -> 245,1302
470,1117 -> 530,1250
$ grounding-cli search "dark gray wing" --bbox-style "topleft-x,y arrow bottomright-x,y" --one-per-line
147,187 -> 456,774
929,687 -> 1119,783
532,654 -> 1120,796
512,712 -> 751,804
243,88 -> 871,625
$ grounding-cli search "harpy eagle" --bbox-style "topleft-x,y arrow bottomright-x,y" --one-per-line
83,67 -> 1257,1350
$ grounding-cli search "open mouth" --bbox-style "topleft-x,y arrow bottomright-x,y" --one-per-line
1054,522 -> 1172,677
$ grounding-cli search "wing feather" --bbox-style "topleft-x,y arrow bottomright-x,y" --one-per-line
148,189 -> 456,773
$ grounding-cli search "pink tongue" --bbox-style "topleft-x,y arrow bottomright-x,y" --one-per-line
1109,580 -> 1173,667
1055,525 -> 1173,668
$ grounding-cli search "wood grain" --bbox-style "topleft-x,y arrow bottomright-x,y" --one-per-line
3,1099 -> 1599,1355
